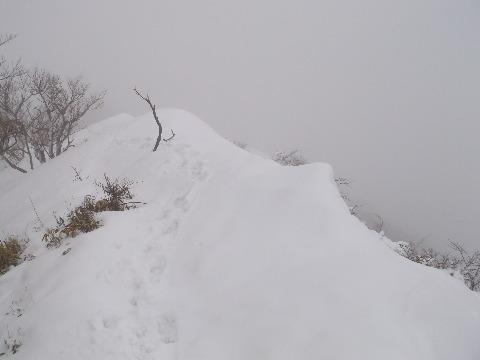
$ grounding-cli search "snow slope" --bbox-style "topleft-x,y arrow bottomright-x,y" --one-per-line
0,110 -> 479,359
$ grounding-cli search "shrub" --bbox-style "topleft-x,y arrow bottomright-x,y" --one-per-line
228,139 -> 247,150
63,202 -> 100,237
395,240 -> 480,291
43,199 -> 100,248
0,236 -> 23,275
43,175 -> 138,248
449,242 -> 480,291
94,174 -> 136,211
42,226 -> 64,249
272,150 -> 306,166
395,241 -> 461,269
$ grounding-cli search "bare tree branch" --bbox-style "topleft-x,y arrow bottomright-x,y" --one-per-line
1,154 -> 26,173
0,34 -> 16,47
163,129 -> 176,142
133,87 -> 165,151
0,34 -> 24,82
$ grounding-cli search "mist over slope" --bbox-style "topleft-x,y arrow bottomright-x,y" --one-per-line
0,110 -> 479,359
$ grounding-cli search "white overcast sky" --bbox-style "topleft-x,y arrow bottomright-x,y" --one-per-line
2,0 -> 480,250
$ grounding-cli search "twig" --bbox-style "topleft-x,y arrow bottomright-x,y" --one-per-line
163,129 -> 176,142
124,201 -> 147,205
71,166 -> 83,181
29,196 -> 46,229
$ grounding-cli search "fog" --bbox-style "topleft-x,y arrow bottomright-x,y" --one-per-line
2,0 -> 480,251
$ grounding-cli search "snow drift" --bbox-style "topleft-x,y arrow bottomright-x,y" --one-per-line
0,110 -> 479,359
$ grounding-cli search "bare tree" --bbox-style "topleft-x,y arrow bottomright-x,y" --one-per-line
0,34 -> 106,173
0,69 -> 34,170
0,69 -> 106,172
272,149 -> 306,166
0,33 -> 30,172
29,69 -> 106,162
133,87 -> 175,151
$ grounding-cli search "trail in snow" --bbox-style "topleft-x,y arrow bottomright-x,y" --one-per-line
0,110 -> 479,360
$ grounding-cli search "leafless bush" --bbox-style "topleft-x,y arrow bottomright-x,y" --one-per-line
228,139 -> 247,150
335,177 -> 351,187
396,240 -> 460,269
396,240 -> 480,291
334,176 -> 365,217
94,174 -> 138,211
335,176 -> 352,203
449,242 -> 480,291
42,224 -> 65,249
272,149 -> 306,166
370,214 -> 384,233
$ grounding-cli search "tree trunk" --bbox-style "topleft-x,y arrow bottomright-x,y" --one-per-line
55,141 -> 62,156
21,130 -> 34,170
153,127 -> 162,152
48,142 -> 55,159
33,145 -> 46,163
27,146 -> 33,170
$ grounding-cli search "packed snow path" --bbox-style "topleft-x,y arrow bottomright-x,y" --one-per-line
0,110 -> 479,359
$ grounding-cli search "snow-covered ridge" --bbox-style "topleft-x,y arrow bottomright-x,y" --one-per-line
1,110 -> 479,359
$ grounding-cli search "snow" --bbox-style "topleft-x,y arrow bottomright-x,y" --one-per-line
0,109 -> 479,359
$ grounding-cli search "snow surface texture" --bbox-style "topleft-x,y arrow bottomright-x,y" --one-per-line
0,110 -> 479,359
